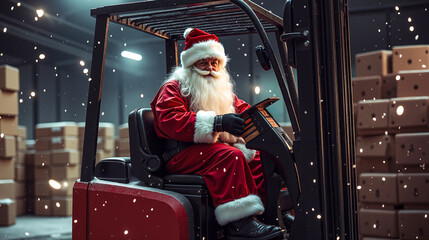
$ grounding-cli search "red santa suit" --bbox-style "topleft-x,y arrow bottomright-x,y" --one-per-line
151,80 -> 266,226
151,28 -> 267,226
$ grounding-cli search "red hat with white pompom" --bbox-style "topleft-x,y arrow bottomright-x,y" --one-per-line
180,28 -> 228,68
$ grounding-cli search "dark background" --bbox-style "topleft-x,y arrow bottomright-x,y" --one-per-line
1,0 -> 428,138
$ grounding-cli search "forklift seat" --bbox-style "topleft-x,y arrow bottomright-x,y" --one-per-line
128,107 -> 219,239
128,108 -> 206,187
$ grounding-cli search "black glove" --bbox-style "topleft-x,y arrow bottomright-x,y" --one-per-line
213,113 -> 245,136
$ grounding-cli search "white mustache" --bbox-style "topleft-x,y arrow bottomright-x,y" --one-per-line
193,67 -> 221,78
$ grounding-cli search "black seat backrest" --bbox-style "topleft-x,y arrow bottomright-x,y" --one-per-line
128,108 -> 165,188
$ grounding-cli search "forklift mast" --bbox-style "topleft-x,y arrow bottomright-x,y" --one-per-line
78,0 -> 357,239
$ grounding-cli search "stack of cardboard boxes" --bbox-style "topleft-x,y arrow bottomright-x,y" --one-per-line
78,122 -> 115,163
0,65 -> 19,226
28,122 -> 80,216
15,126 -> 27,216
116,123 -> 130,157
354,45 -> 429,239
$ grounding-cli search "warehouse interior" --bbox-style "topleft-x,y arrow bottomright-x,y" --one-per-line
1,0 -> 429,239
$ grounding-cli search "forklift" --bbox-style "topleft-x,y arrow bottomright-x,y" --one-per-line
73,0 -> 358,239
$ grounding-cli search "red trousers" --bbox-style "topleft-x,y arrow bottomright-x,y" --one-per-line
165,142 -> 266,207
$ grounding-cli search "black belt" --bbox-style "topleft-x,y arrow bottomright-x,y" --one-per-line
162,139 -> 194,163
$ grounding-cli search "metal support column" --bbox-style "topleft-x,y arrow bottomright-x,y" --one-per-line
289,0 -> 358,239
81,15 -> 109,182
165,38 -> 178,73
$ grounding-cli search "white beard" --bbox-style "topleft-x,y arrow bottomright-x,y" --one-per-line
167,66 -> 235,115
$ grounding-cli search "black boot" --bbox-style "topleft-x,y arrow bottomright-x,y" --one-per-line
225,216 -> 283,240
282,213 -> 295,232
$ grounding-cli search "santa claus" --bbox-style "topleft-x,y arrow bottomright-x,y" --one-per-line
151,28 -> 283,240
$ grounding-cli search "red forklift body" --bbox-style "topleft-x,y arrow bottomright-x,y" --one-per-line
73,180 -> 192,240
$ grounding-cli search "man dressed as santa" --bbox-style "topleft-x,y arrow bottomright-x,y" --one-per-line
151,28 -> 283,240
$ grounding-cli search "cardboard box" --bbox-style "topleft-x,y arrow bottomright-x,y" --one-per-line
397,173 -> 429,204
0,90 -> 18,116
99,123 -> 115,138
34,197 -> 51,216
0,179 -> 15,199
356,158 -> 391,175
97,137 -> 114,151
33,151 -> 52,167
118,150 -> 130,157
396,70 -> 429,97
359,202 -> 396,211
359,208 -> 398,238
0,116 -> 18,136
0,198 -> 16,226
51,179 -> 74,196
0,135 -> 16,158
119,123 -> 129,139
52,149 -> 79,165
398,210 -> 429,240
35,122 -> 78,138
380,74 -> 398,99
0,65 -> 20,91
24,150 -> 36,165
51,165 -> 79,180
26,166 -> 50,180
117,138 -> 130,151
15,197 -> 27,216
15,150 -> 25,164
32,179 -> 73,197
356,135 -> 395,159
14,164 -> 25,181
392,45 -> 429,73
35,167 -> 50,180
78,137 -> 84,150
356,50 -> 392,77
0,158 -> 14,179
16,137 -> 27,151
78,122 -> 115,138
361,238 -> 398,240
352,76 -> 382,103
395,133 -> 429,165
104,149 -> 114,158
357,99 -> 390,136
18,125 -> 27,139
389,97 -> 429,133
51,196 -> 72,216
51,136 -> 78,150
358,173 -> 398,204
393,164 -> 429,173
15,181 -> 25,198
34,180 -> 51,197
35,137 -> 51,151
96,149 -> 105,164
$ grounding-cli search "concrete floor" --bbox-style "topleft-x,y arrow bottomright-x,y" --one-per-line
0,215 -> 72,240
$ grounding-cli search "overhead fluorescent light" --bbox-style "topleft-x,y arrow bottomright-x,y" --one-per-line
121,50 -> 142,61
36,9 -> 44,18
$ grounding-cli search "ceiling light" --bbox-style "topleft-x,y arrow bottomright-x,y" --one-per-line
121,51 -> 142,61
36,9 -> 44,18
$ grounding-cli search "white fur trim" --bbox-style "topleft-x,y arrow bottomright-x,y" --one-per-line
233,143 -> 256,163
194,110 -> 217,143
181,40 -> 228,68
215,194 -> 264,226
183,28 -> 193,39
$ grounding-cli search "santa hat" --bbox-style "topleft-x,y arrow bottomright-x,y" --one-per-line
180,28 -> 228,68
